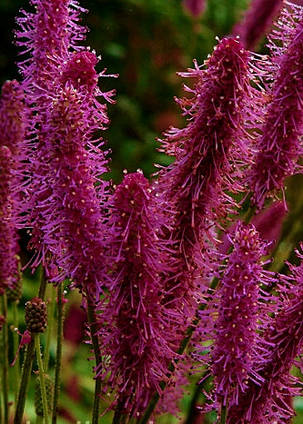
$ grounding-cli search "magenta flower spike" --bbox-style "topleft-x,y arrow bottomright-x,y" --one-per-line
0,80 -> 27,294
29,53 -> 114,294
15,0 -> 115,281
249,4 -> 303,208
157,36 -> 256,317
183,0 -> 206,17
197,222 -> 274,409
15,0 -> 86,97
233,0 -> 283,50
98,172 -> 178,416
227,249 -> 303,423
0,146 -> 18,294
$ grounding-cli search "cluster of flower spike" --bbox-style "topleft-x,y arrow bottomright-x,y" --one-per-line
5,0 -> 303,422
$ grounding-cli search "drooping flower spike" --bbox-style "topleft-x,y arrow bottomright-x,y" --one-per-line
156,36 -> 261,318
98,172 -> 179,416
195,222 -> 276,410
233,0 -> 283,50
249,3 -> 303,208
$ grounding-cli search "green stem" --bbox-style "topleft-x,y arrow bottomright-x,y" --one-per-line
14,340 -> 35,424
44,287 -> 56,372
51,284 -> 64,424
184,375 -> 211,424
12,301 -> 20,403
86,299 -> 102,424
220,402 -> 227,424
14,269 -> 48,424
2,293 -> 9,424
35,335 -> 49,424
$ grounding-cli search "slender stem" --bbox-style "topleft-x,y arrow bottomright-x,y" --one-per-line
2,293 -> 9,424
35,335 -> 49,424
44,287 -> 56,371
112,399 -> 127,424
220,402 -> 227,424
14,269 -> 48,424
14,339 -> 35,424
86,299 -> 102,424
51,284 -> 64,424
0,387 -> 3,424
12,301 -> 20,403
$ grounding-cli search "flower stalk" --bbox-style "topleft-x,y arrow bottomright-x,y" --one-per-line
34,335 -> 49,424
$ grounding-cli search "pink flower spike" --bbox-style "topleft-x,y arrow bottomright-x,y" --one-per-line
227,247 -> 303,423
156,36 -> 259,319
196,222 -> 275,408
98,172 -> 179,417
249,5 -> 303,208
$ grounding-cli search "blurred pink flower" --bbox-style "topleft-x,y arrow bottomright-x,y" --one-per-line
183,0 -> 206,17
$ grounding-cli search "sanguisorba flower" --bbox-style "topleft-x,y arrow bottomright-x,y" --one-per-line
15,0 -> 86,96
249,4 -> 303,208
233,0 -> 283,50
157,36 -> 258,317
227,248 -> 303,424
32,50 -> 114,295
15,0 -> 88,269
0,80 -> 27,293
99,172 -> 178,416
197,222 -> 274,409
15,0 -> 115,285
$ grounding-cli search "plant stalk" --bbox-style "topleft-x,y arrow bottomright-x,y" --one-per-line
2,293 -> 9,424
86,299 -> 102,424
12,301 -> 20,403
35,335 -> 49,424
51,284 -> 64,424
14,268 -> 48,424
44,286 -> 56,372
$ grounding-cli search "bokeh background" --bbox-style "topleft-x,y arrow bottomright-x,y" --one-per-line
2,0 -> 303,423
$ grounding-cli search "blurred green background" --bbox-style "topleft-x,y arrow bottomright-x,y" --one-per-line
2,0 -> 303,423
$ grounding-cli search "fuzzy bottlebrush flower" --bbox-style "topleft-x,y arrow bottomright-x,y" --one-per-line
15,0 -> 115,285
15,0 -> 86,96
29,52 -> 114,295
15,0 -> 88,269
0,80 -> 27,294
196,222 -> 275,410
156,36 -> 259,319
233,0 -> 283,50
183,0 -> 206,17
227,249 -> 303,423
98,172 -> 179,417
0,146 -> 18,294
249,4 -> 303,208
